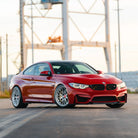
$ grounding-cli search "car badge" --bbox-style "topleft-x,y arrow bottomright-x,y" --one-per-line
102,82 -> 106,85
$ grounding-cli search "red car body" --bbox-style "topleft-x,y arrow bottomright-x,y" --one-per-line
10,61 -> 127,108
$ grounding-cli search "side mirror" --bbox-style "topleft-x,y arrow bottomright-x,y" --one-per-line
40,71 -> 52,76
97,70 -> 104,74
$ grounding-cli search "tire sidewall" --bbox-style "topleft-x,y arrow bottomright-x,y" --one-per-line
106,103 -> 125,108
11,86 -> 24,108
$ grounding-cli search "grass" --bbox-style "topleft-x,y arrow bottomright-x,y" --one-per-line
0,90 -> 10,99
127,89 -> 138,94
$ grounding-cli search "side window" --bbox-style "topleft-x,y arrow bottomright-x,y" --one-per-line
34,63 -> 51,76
52,65 -> 61,74
23,65 -> 36,75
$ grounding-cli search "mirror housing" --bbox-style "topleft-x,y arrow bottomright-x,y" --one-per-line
97,70 -> 104,74
40,71 -> 52,76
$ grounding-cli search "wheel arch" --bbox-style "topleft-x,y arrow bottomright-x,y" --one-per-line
55,83 -> 66,89
11,85 -> 28,108
54,83 -> 75,105
10,85 -> 22,97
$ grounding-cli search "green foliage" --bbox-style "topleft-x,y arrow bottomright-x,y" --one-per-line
127,89 -> 138,94
0,90 -> 10,98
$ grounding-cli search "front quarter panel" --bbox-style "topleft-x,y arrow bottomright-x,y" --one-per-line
52,74 -> 127,105
9,75 -> 22,96
9,74 -> 29,101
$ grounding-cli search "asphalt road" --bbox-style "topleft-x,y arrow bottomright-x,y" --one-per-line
0,94 -> 138,138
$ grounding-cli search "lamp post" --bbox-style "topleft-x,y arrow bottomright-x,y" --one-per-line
117,0 -> 122,79
0,37 -> 2,92
31,0 -> 34,64
115,42 -> 117,77
6,34 -> 8,90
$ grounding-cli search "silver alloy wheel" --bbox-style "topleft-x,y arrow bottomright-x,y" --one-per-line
55,86 -> 69,107
12,87 -> 21,107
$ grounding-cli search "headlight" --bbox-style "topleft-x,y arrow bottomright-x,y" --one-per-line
117,82 -> 126,89
69,83 -> 89,89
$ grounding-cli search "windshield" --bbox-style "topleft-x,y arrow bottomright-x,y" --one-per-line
51,62 -> 97,74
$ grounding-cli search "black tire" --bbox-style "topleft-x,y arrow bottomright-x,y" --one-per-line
11,86 -> 28,108
68,104 -> 76,108
54,85 -> 70,108
106,103 -> 125,108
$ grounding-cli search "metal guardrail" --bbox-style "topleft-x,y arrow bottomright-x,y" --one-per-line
109,71 -> 138,91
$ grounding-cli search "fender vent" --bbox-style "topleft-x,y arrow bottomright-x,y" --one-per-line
118,96 -> 125,101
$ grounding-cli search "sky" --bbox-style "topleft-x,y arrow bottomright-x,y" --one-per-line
0,0 -> 138,76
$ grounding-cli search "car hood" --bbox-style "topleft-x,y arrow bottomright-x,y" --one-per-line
54,74 -> 122,85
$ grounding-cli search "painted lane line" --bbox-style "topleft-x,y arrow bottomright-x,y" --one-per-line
0,110 -> 37,128
0,108 -> 46,128
0,109 -> 46,138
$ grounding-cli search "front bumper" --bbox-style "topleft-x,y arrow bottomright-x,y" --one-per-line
67,86 -> 127,105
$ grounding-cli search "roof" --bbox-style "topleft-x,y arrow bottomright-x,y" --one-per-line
35,60 -> 84,64
48,60 -> 83,64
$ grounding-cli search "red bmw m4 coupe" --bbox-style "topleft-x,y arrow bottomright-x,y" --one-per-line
10,61 -> 127,108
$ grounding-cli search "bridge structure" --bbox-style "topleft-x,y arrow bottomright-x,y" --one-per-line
20,0 -> 112,72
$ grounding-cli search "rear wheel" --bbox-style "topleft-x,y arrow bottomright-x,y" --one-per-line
11,86 -> 28,108
54,85 -> 71,108
106,103 -> 125,108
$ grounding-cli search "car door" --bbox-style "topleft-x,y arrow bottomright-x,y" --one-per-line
21,64 -> 37,100
28,63 -> 55,103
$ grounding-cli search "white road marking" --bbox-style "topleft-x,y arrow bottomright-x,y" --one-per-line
0,109 -> 46,138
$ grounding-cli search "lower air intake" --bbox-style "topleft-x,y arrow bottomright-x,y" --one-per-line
76,96 -> 89,102
92,96 -> 117,102
118,96 -> 125,101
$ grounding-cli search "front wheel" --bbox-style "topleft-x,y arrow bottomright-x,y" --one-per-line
54,85 -> 70,108
106,103 -> 125,108
11,86 -> 28,108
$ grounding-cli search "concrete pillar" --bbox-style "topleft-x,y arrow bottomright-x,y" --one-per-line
104,0 -> 112,72
62,0 -> 71,60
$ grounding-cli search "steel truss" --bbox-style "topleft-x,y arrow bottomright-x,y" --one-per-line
20,0 -> 112,72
